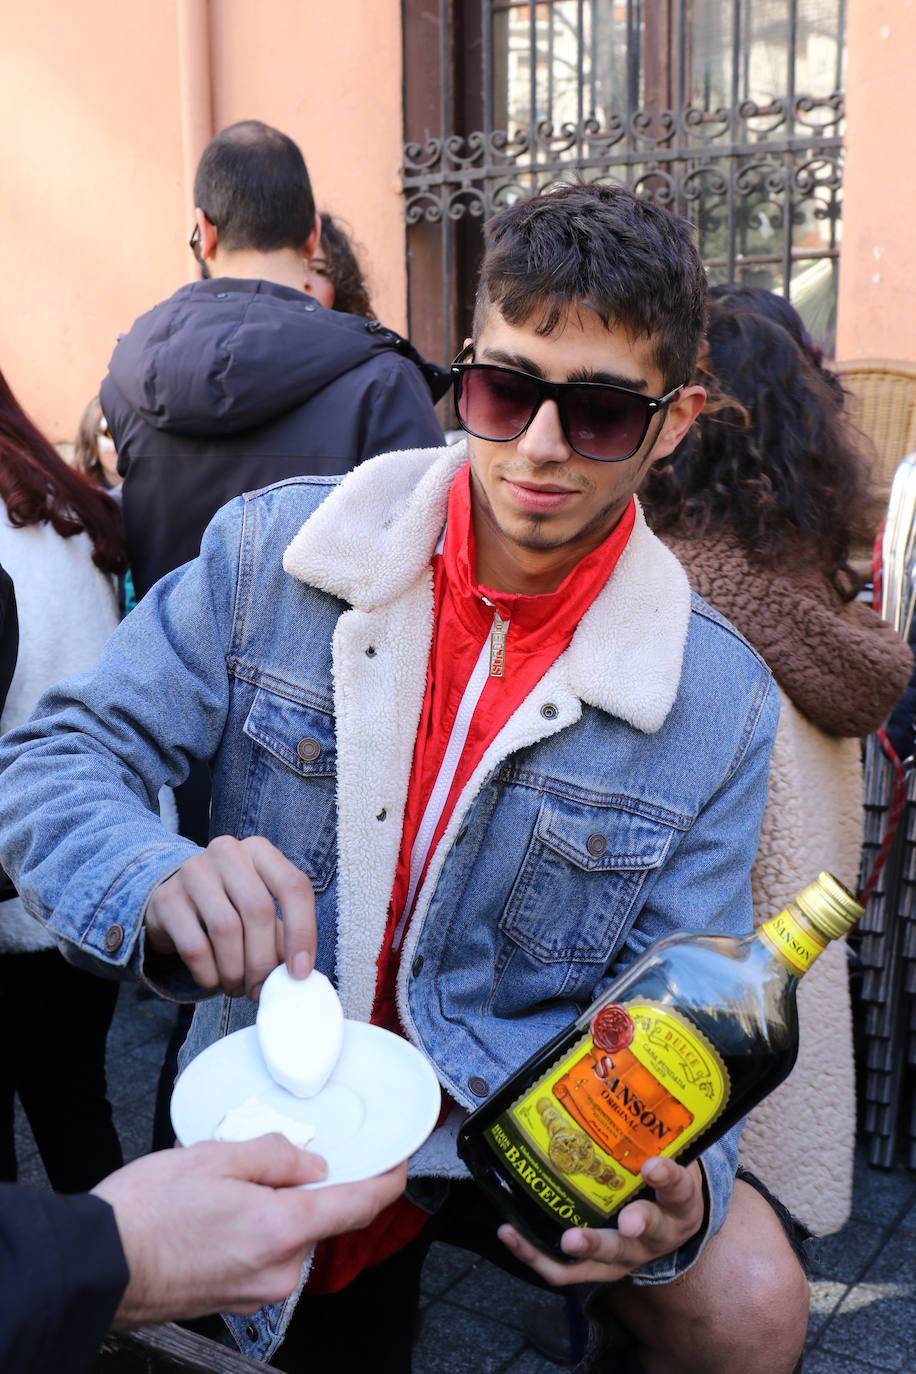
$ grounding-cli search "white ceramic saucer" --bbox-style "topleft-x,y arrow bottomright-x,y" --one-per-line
171,1022 -> 441,1187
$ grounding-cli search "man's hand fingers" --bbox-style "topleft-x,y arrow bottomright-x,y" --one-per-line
498,1223 -> 628,1286
199,1134 -> 329,1188
288,1161 -> 408,1241
146,838 -> 315,998
616,1157 -> 704,1245
199,1140 -> 405,1218
207,838 -> 285,999
146,875 -> 221,991
641,1154 -> 699,1212
180,856 -> 250,993
497,1159 -> 705,1287
246,838 -> 316,980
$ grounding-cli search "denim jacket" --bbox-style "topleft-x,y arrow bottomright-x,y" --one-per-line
0,443 -> 778,1362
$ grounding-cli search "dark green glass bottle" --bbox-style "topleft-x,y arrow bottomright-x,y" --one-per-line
456,872 -> 862,1261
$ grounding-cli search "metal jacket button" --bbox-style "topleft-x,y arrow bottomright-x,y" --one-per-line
296,737 -> 321,762
468,1076 -> 489,1097
104,925 -> 124,953
412,955 -> 424,977
540,702 -> 559,720
586,833 -> 607,857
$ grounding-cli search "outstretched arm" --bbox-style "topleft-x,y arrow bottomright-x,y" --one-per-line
0,495 -> 264,989
92,1135 -> 407,1328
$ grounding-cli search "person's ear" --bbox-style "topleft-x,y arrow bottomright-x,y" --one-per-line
304,213 -> 322,261
651,384 -> 706,462
195,208 -> 219,260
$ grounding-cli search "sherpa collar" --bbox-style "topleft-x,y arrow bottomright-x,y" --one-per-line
283,442 -> 692,734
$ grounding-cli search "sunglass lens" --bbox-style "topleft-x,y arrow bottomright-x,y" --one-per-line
459,367 -> 539,441
564,387 -> 649,460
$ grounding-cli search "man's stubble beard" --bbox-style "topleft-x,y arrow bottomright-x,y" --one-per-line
483,471 -> 625,555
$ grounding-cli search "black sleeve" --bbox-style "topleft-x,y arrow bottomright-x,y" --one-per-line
0,1185 -> 129,1374
0,562 -> 18,714
354,354 -> 446,462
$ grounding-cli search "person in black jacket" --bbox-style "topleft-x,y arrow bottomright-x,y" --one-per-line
101,119 -> 448,604
1,1136 -> 406,1374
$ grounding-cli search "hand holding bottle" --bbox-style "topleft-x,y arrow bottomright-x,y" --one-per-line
459,873 -> 862,1263
497,1155 -> 704,1286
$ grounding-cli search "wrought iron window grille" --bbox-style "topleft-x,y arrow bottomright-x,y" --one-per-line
400,0 -> 846,375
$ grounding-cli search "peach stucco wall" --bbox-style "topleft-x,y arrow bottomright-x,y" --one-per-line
836,0 -> 916,362
6,3 -> 911,431
0,0 -> 407,439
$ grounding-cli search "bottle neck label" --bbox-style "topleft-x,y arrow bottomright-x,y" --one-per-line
758,906 -> 827,976
486,1001 -> 728,1223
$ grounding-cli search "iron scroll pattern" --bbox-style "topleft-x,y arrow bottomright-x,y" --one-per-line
400,93 -> 844,278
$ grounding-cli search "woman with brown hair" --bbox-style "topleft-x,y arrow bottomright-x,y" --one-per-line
642,300 -> 913,1236
303,213 -> 374,318
0,366 -> 128,1192
73,394 -> 122,492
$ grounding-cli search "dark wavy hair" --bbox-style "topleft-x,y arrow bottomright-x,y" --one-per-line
641,304 -> 872,597
319,214 -> 374,318
0,369 -> 127,574
709,283 -> 847,407
473,181 -> 708,390
73,395 -> 113,490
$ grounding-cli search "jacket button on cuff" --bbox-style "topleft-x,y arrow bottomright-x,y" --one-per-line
540,702 -> 559,720
468,1076 -> 489,1097
104,924 -> 125,953
586,833 -> 607,857
296,737 -> 321,762
412,955 -> 424,977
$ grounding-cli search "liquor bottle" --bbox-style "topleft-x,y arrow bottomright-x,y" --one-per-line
456,871 -> 862,1261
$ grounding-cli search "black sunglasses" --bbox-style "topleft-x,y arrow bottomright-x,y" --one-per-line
451,347 -> 682,462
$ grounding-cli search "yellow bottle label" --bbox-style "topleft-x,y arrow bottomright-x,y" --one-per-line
488,1001 -> 729,1222
758,906 -> 826,976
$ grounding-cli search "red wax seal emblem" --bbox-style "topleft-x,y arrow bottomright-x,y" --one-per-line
591,1004 -> 634,1054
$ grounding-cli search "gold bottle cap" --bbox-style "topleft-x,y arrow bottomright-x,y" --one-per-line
795,871 -> 864,940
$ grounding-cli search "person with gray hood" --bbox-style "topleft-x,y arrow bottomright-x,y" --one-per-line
101,119 -> 447,603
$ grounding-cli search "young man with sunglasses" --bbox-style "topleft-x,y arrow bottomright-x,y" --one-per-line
0,184 -> 807,1373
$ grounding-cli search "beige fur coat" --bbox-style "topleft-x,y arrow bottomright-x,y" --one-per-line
662,531 -> 913,1234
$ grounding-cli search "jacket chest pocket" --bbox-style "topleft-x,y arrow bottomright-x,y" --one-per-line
500,791 -> 682,965
242,687 -> 338,893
